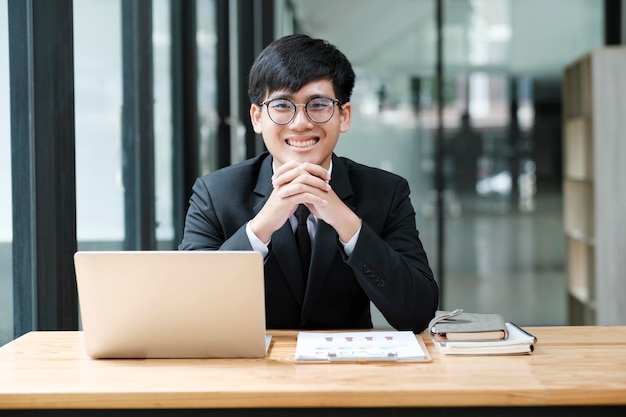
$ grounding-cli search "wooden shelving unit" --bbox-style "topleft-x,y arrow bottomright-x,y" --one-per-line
562,47 -> 626,325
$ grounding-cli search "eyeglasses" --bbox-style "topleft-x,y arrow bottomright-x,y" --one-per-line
259,96 -> 341,125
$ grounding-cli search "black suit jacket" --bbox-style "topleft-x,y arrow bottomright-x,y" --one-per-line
179,152 -> 439,332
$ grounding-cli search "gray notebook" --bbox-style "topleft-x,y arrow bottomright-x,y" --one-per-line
430,310 -> 508,341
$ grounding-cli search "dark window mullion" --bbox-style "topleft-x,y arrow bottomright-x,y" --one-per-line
8,0 -> 78,337
236,0 -> 274,159
238,0 -> 255,160
171,0 -> 199,247
216,0 -> 231,168
121,0 -> 156,250
434,0 -> 445,307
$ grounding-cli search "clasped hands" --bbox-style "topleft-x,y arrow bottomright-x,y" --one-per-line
249,161 -> 361,244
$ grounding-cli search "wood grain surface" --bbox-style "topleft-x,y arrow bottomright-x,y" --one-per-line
1,327 -> 625,409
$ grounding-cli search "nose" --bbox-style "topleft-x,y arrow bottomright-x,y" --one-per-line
290,104 -> 314,129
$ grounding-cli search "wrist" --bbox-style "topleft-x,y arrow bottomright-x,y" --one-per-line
336,213 -> 361,243
248,217 -> 272,244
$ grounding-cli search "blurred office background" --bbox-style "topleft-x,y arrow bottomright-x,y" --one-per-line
1,0 -> 624,345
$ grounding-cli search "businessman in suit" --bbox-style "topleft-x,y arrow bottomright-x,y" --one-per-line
179,34 -> 439,333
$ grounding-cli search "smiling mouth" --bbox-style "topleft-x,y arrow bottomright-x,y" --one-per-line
286,138 -> 318,148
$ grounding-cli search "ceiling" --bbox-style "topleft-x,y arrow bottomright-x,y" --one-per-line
287,0 -> 604,83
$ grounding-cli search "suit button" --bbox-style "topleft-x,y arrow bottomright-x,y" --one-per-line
373,276 -> 380,283
377,279 -> 386,288
363,265 -> 371,274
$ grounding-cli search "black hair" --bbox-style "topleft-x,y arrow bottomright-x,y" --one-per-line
247,34 -> 355,105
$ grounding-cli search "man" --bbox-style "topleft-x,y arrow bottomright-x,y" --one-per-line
179,34 -> 439,332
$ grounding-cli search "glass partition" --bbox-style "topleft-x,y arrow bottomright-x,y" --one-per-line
287,0 -> 603,326
439,0 -> 602,325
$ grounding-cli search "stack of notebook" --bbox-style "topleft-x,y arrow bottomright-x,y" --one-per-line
429,309 -> 537,355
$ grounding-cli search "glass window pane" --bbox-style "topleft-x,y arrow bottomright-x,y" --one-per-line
0,1 -> 13,345
153,0 -> 174,246
197,0 -> 218,175
74,0 -> 124,251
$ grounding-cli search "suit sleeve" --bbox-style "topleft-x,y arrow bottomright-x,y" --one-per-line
344,178 -> 439,333
178,178 -> 252,251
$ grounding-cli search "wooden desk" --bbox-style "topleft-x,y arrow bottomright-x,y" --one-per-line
1,327 -> 625,416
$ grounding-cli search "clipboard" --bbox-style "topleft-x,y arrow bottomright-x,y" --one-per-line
294,331 -> 432,363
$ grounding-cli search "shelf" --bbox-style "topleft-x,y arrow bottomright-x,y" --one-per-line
563,47 -> 626,325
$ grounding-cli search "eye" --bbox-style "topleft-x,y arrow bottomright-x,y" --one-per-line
308,98 -> 331,111
269,99 -> 293,112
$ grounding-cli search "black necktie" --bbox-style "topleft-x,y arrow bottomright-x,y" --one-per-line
294,204 -> 311,279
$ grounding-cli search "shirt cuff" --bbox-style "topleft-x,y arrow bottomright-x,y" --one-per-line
340,225 -> 361,257
246,221 -> 270,259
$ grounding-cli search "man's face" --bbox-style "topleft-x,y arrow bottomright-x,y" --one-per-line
250,79 -> 352,170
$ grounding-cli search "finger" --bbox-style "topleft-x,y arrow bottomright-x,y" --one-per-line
272,161 -> 330,184
273,171 -> 331,194
273,179 -> 329,204
271,167 -> 305,187
298,162 -> 331,181
272,160 -> 299,177
275,176 -> 331,197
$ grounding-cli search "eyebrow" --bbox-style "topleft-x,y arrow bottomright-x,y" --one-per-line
266,93 -> 331,102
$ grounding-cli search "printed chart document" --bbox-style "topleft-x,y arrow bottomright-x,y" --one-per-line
295,331 -> 431,363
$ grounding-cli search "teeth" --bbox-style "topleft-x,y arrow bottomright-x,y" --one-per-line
287,139 -> 317,148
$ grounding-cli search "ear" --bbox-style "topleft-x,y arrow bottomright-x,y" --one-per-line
339,102 -> 352,133
250,104 -> 263,134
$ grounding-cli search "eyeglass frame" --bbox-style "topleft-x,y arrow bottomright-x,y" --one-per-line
258,96 -> 342,125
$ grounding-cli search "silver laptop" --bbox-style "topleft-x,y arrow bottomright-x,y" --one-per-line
74,250 -> 270,359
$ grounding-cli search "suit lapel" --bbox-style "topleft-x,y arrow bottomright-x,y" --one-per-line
252,155 -> 274,209
328,154 -> 355,207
